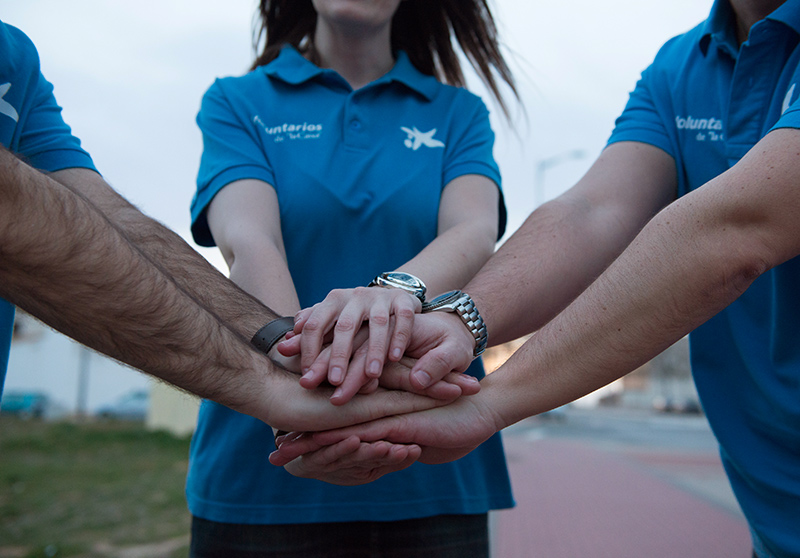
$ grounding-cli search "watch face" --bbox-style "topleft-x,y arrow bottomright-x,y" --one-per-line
383,272 -> 424,289
372,272 -> 427,302
429,290 -> 461,305
421,290 -> 462,312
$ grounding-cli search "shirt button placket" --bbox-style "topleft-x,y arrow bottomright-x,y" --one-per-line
344,93 -> 367,149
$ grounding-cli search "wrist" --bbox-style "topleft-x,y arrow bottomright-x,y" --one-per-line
422,290 -> 487,357
251,317 -> 295,356
368,271 -> 427,305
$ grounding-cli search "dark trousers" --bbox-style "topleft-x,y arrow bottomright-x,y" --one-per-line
190,513 -> 489,558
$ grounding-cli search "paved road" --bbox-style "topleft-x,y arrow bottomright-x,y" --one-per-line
490,407 -> 751,558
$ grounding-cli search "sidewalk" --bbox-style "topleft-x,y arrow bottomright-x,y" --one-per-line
491,413 -> 751,558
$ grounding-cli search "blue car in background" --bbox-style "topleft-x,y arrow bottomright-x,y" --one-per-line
0,391 -> 51,419
96,390 -> 149,421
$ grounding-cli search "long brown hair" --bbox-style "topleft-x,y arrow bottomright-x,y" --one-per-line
251,0 -> 519,117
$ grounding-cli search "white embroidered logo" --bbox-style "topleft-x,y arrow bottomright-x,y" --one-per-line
401,127 -> 445,150
253,115 -> 322,142
0,83 -> 19,122
675,115 -> 723,142
782,83 -> 796,115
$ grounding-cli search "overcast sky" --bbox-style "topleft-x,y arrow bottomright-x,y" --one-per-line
2,0 -> 711,407
4,0 -> 710,248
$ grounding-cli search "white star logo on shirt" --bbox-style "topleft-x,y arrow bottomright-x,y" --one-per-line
0,83 -> 19,123
782,83 -> 796,115
401,127 -> 445,151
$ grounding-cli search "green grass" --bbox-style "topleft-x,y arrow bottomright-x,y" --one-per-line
0,417 -> 192,558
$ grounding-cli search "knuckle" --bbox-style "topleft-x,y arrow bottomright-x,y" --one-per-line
334,317 -> 359,333
330,347 -> 352,360
395,306 -> 416,320
428,352 -> 454,372
370,312 -> 390,327
303,317 -> 324,334
329,289 -> 349,302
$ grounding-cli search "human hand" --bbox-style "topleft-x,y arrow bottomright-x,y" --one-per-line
270,433 -> 421,486
282,326 -> 480,405
246,356 -> 466,433
283,286 -> 421,391
400,311 -> 477,390
270,385 -> 506,473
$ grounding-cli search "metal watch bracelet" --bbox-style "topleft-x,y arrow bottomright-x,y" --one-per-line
422,290 -> 488,357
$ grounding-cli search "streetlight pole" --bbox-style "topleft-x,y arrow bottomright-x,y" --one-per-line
534,149 -> 586,207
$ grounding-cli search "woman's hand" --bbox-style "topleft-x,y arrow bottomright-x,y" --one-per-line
281,319 -> 480,404
281,286 -> 421,393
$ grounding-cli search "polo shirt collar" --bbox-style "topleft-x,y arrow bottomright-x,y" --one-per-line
262,45 -> 438,100
699,0 -> 800,56
699,0 -> 740,57
767,0 -> 800,36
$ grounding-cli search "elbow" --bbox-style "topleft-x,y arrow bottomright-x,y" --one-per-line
724,255 -> 769,299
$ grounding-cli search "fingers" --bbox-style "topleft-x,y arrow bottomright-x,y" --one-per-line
276,332 -> 301,356
270,432 -> 325,466
277,437 -> 421,485
408,347 -> 473,391
445,372 -> 481,396
379,361 -> 473,401
362,297 -> 393,379
292,288 -> 422,393
401,312 -> 476,390
386,302 -> 416,363
328,327 -> 371,404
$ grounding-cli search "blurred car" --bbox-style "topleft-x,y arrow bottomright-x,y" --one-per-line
0,390 -> 51,419
538,404 -> 569,422
96,389 -> 149,421
652,395 -> 703,414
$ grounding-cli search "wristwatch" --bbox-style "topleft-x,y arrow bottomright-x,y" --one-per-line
421,290 -> 488,357
368,271 -> 427,304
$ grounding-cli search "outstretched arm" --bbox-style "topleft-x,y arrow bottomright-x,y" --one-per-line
0,149 -> 450,430
0,149 -> 267,403
277,128 -> 800,470
282,174 -> 500,401
49,166 -> 278,339
407,141 -> 677,386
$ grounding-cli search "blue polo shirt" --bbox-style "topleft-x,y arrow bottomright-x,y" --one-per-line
188,47 -> 513,524
609,1 -> 800,555
0,21 -> 96,398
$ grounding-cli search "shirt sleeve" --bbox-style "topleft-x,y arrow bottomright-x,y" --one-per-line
190,78 -> 277,247
607,62 -> 677,160
2,23 -> 95,173
770,96 -> 800,132
441,93 -> 507,239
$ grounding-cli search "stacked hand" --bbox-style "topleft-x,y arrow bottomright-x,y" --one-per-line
277,288 -> 477,403
270,288 -> 488,484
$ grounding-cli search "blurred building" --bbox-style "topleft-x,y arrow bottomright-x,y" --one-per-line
4,311 -> 150,417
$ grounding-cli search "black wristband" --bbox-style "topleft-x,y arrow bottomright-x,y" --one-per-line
251,317 -> 295,355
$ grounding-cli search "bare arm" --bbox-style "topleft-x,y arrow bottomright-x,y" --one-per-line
0,149 -> 450,430
472,142 -> 677,344
406,142 -> 678,383
492,128 -> 800,426
278,128 -> 800,468
0,148 -> 270,410
288,174 -> 500,400
49,167 -> 280,338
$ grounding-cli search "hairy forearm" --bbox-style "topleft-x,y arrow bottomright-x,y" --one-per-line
50,168 -> 279,338
467,143 -> 677,345
492,183 -> 773,427
0,152 -> 269,409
